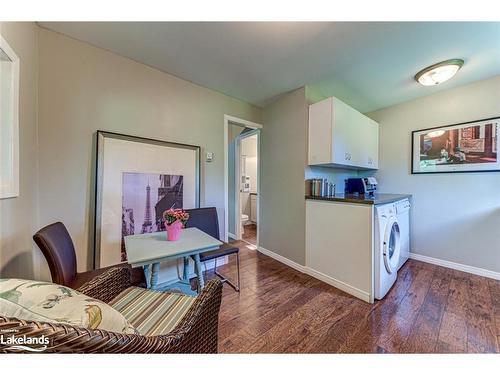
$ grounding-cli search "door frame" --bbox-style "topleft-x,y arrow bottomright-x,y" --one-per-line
223,115 -> 262,243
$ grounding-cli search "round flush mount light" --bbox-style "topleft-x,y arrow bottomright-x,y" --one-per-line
415,59 -> 464,86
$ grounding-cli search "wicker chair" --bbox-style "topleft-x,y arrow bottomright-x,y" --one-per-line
0,267 -> 223,353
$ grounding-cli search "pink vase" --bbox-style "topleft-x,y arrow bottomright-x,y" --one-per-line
166,220 -> 183,241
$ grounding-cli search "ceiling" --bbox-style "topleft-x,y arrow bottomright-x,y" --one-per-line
39,22 -> 500,112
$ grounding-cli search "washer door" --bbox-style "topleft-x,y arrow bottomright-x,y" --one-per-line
383,217 -> 401,274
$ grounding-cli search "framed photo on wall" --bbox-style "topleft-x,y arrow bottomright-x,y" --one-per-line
94,131 -> 200,268
412,117 -> 500,174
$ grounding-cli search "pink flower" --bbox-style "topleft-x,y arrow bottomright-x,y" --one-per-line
163,209 -> 190,227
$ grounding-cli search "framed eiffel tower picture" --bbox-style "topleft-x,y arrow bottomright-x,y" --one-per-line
94,131 -> 200,268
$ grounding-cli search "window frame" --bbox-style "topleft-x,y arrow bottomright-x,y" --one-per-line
0,34 -> 20,199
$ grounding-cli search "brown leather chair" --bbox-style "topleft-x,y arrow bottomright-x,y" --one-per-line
33,222 -> 145,289
185,207 -> 240,291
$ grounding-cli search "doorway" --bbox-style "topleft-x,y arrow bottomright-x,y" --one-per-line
224,115 -> 262,248
236,130 -> 259,246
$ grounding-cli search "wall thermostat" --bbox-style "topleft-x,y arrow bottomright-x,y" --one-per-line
206,152 -> 214,162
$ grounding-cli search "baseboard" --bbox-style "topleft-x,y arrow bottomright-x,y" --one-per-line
257,246 -> 306,273
257,246 -> 371,303
409,252 -> 500,281
304,267 -> 372,303
228,232 -> 236,240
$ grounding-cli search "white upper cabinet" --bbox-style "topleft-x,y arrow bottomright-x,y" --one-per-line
308,97 -> 379,170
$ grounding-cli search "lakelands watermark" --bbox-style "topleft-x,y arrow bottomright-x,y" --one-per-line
0,329 -> 50,352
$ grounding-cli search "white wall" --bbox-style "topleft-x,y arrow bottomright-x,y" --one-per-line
240,135 -> 258,220
37,28 -> 261,275
245,157 -> 258,194
242,135 -> 258,194
0,22 -> 40,279
305,166 -> 358,194
369,76 -> 500,274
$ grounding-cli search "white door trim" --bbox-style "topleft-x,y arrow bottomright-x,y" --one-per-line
223,115 -> 262,243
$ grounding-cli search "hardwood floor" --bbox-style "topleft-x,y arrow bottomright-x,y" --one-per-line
203,242 -> 500,353
241,224 -> 257,245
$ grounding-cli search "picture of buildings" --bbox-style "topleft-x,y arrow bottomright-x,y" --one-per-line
418,121 -> 498,169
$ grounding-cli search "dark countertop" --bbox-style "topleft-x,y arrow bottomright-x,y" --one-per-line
306,193 -> 412,205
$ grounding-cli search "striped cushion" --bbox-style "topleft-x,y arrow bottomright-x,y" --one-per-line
109,287 -> 195,336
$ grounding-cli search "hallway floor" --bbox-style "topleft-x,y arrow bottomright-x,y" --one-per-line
241,224 -> 257,245
202,243 -> 500,353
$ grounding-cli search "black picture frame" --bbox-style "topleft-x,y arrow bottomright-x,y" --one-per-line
411,116 -> 500,174
93,131 -> 201,269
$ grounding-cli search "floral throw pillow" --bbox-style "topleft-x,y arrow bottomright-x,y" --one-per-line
0,279 -> 136,334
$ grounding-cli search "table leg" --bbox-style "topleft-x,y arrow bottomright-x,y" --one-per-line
182,256 -> 190,282
193,253 -> 204,292
150,262 -> 160,290
143,264 -> 151,289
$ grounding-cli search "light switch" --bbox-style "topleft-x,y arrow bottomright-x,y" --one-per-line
206,152 -> 214,162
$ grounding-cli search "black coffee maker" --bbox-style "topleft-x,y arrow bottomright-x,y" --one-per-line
345,177 -> 378,196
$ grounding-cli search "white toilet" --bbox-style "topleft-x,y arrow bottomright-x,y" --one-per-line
241,214 -> 249,235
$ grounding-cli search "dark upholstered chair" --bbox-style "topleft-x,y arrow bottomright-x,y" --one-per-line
33,222 -> 145,290
185,207 -> 240,291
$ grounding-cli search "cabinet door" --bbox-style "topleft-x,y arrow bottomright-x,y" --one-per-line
357,114 -> 379,169
332,98 -> 358,167
308,98 -> 333,165
365,117 -> 379,169
250,196 -> 257,222
309,96 -> 379,170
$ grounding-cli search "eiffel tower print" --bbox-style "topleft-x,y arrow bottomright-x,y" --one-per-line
141,181 -> 153,233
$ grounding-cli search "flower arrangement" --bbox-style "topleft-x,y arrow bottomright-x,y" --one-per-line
163,208 -> 190,227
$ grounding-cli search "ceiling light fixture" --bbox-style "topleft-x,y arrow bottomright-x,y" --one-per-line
415,59 -> 464,86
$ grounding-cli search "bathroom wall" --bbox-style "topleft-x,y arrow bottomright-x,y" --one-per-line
245,157 -> 258,194
242,135 -> 258,193
241,134 -> 258,219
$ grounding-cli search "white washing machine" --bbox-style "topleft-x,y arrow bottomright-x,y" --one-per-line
395,199 -> 411,270
374,202 -> 401,300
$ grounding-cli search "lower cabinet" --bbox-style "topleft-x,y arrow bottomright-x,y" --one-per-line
250,194 -> 257,223
305,199 -> 374,303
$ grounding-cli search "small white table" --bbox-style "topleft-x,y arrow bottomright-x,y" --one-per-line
124,228 -> 222,295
